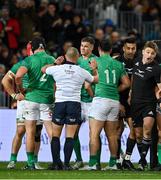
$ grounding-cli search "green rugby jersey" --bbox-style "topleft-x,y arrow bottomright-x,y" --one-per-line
10,61 -> 29,89
21,51 -> 55,104
77,54 -> 97,102
95,54 -> 127,101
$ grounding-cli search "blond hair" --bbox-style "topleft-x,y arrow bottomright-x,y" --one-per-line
143,41 -> 158,53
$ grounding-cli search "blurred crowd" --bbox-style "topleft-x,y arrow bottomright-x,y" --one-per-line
0,0 -> 161,107
119,0 -> 161,22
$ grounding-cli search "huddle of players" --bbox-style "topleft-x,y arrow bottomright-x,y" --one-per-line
2,35 -> 161,171
72,36 -> 161,171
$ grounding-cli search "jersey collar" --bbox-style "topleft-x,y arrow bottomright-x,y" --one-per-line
100,54 -> 111,58
64,61 -> 75,65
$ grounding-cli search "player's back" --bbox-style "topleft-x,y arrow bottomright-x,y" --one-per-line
22,51 -> 55,104
95,54 -> 126,101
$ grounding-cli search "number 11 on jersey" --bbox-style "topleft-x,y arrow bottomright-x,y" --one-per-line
104,69 -> 116,84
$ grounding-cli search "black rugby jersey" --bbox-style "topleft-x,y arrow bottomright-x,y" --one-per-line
131,57 -> 161,104
116,54 -> 136,105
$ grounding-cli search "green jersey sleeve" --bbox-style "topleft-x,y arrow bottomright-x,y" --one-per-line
10,61 -> 29,89
120,63 -> 127,78
10,61 -> 22,74
20,56 -> 31,70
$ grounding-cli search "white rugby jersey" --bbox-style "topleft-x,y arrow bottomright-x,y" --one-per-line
46,63 -> 94,102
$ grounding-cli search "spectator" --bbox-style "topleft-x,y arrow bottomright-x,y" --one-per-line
57,40 -> 73,57
93,28 -> 104,56
40,2 -> 63,45
0,6 -> 20,51
15,0 -> 37,45
0,46 -> 12,70
0,63 -> 6,107
103,19 -> 115,39
65,13 -> 87,49
60,1 -> 74,22
110,31 -> 121,45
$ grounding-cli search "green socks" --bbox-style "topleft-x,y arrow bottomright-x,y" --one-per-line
33,155 -> 38,163
11,153 -> 36,166
73,136 -> 82,161
89,155 -> 97,166
158,144 -> 161,164
96,149 -> 101,165
109,156 -> 117,167
10,153 -> 17,162
27,152 -> 34,166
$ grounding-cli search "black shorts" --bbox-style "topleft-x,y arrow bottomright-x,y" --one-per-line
119,102 -> 131,119
52,101 -> 81,125
131,103 -> 156,128
124,103 -> 131,118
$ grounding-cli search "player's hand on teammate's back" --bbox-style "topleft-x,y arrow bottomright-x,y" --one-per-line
41,56 -> 64,73
15,93 -> 25,101
55,56 -> 65,65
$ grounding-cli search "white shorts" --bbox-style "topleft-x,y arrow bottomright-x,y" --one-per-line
16,100 -> 25,125
89,97 -> 119,121
81,102 -> 92,122
16,100 -> 44,125
24,100 -> 52,121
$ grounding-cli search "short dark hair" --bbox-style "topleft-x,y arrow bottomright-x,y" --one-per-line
99,39 -> 112,52
81,36 -> 95,45
31,37 -> 46,52
143,41 -> 158,53
123,37 -> 136,45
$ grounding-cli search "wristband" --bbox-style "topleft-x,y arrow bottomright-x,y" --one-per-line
53,62 -> 57,65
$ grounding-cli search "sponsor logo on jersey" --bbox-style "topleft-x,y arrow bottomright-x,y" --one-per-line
64,69 -> 75,74
146,67 -> 152,72
125,68 -> 133,74
148,111 -> 154,115
135,62 -> 139,66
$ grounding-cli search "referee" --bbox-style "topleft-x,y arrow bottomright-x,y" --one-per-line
44,47 -> 98,170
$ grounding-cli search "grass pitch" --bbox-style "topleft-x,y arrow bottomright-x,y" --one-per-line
0,162 -> 161,179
